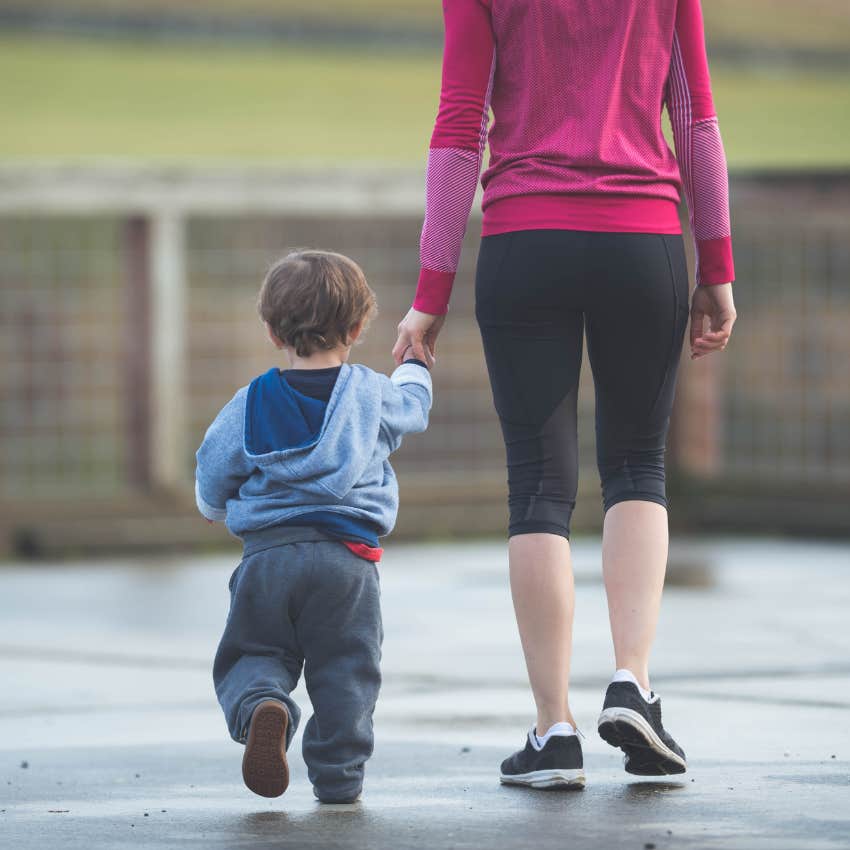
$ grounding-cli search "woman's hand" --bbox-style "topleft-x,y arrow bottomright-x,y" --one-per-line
690,283 -> 736,359
392,308 -> 446,368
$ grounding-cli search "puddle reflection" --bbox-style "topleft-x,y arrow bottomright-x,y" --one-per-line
624,781 -> 687,799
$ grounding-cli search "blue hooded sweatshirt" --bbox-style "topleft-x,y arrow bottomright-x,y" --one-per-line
194,361 -> 432,544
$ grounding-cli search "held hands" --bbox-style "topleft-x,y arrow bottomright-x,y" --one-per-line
392,308 -> 446,368
690,282 -> 736,359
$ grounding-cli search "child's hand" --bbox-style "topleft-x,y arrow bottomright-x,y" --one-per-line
206,519 -> 216,525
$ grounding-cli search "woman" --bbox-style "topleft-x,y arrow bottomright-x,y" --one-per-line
393,0 -> 736,788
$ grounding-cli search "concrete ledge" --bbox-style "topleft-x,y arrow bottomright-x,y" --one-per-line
0,164 -> 434,215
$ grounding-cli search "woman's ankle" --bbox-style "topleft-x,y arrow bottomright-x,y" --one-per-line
612,663 -> 650,692
536,708 -> 577,735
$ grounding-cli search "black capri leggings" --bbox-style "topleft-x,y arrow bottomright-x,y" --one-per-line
475,229 -> 690,539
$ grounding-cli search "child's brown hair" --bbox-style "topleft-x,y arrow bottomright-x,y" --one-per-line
257,250 -> 378,357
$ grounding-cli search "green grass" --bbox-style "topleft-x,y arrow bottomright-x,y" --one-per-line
0,37 -> 440,163
13,0 -> 850,50
708,67 -> 850,169
2,36 -> 849,168
706,0 -> 850,51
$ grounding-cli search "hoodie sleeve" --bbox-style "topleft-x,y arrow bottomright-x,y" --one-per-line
194,388 -> 252,522
380,362 -> 433,453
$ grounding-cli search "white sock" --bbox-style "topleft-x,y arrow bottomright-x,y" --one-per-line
532,721 -> 576,750
612,668 -> 657,703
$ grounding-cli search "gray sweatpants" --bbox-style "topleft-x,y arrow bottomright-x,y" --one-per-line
213,526 -> 383,802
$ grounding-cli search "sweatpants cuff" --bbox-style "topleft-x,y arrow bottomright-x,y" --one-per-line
314,782 -> 364,804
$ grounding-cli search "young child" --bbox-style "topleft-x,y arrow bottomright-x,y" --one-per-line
195,250 -> 432,803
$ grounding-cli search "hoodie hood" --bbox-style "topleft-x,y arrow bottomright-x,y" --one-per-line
243,363 -> 384,500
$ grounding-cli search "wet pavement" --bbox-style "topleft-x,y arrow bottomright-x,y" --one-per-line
1,537 -> 849,849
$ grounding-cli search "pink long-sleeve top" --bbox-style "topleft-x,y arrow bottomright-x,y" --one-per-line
414,0 -> 736,315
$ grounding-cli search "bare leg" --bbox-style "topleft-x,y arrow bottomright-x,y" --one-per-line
602,500 -> 669,691
509,533 -> 577,732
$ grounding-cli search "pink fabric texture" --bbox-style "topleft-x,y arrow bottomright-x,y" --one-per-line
419,147 -> 482,275
414,0 -> 735,315
481,194 -> 683,237
665,0 -> 735,285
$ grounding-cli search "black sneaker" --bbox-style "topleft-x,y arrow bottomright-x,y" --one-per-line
597,681 -> 687,775
500,730 -> 585,789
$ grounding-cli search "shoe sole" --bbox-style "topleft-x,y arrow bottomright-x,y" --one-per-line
499,768 -> 586,790
597,707 -> 687,776
242,701 -> 290,798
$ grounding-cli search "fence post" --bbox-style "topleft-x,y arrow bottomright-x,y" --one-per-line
124,216 -> 152,490
149,208 -> 187,494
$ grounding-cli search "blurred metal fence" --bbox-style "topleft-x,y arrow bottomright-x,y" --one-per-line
723,222 -> 850,483
668,174 -> 850,533
1,167 -> 848,553
0,217 -> 128,500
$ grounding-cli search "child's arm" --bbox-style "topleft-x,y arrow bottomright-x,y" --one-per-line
194,388 -> 252,522
379,360 -> 433,453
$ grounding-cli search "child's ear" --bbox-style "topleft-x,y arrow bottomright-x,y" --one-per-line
347,321 -> 364,345
265,322 -> 285,349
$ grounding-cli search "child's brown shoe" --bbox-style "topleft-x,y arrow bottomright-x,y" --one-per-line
242,700 -> 290,797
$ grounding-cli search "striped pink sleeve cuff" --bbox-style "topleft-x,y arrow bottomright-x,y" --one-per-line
696,236 -> 734,285
414,268 -> 455,315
